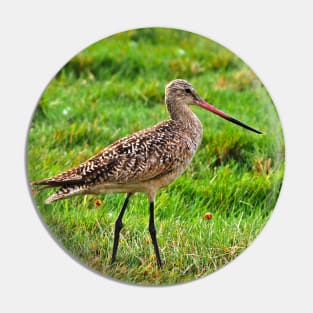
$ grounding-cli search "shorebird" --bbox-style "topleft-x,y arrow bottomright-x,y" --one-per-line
32,79 -> 261,268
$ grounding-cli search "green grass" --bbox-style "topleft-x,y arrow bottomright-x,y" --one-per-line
27,28 -> 284,285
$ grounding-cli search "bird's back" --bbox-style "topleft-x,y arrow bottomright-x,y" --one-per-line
33,119 -> 201,203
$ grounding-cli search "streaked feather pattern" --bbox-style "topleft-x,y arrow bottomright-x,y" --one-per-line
33,115 -> 203,203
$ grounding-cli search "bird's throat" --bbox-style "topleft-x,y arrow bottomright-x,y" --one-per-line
167,101 -> 203,147
167,101 -> 200,124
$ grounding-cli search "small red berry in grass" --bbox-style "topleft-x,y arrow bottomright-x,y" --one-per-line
94,199 -> 102,207
203,212 -> 213,220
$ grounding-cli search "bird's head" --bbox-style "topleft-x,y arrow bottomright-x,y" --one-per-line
165,79 -> 202,107
165,79 -> 262,134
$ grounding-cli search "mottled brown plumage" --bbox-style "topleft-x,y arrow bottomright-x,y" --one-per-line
33,79 -> 261,268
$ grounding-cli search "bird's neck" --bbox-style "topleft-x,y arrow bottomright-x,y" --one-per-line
167,100 -> 203,144
167,100 -> 200,125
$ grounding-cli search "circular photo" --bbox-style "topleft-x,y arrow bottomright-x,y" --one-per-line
27,27 -> 284,285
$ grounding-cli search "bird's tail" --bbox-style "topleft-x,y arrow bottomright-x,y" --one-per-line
32,179 -> 86,204
44,185 -> 87,204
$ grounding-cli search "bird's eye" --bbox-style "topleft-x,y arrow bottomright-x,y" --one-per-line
185,88 -> 191,94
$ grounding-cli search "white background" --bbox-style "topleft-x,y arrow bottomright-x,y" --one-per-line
1,1 -> 312,312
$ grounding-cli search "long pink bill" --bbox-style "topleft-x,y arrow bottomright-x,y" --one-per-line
196,100 -> 262,134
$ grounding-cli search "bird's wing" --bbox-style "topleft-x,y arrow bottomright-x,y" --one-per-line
33,120 -> 194,187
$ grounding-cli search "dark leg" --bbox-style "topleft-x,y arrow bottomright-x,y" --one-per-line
111,193 -> 132,263
148,201 -> 163,269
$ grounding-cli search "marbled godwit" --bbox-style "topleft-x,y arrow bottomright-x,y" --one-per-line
32,79 -> 261,268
